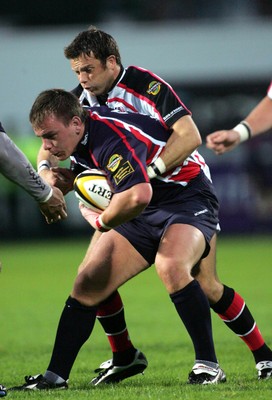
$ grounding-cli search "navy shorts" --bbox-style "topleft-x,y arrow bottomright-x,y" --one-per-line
115,172 -> 219,265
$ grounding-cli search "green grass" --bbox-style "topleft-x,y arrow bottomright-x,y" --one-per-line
0,236 -> 272,399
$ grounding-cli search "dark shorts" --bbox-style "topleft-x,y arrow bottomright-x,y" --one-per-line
115,172 -> 219,265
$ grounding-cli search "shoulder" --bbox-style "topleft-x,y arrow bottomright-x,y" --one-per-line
122,66 -> 180,99
122,65 -> 169,86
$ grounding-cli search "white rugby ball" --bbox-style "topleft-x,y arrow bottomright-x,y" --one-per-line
73,169 -> 113,212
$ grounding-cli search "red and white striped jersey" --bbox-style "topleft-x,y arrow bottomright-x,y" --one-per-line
73,65 -> 211,184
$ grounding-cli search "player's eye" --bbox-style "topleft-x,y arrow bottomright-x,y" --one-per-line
85,67 -> 94,73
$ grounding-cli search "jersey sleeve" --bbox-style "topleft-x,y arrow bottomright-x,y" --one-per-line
0,125 -> 52,202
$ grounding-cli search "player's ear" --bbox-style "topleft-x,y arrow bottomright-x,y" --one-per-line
106,55 -> 117,69
71,116 -> 83,133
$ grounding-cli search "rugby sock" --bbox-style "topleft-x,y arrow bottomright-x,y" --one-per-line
97,291 -> 137,366
46,296 -> 97,381
170,280 -> 217,363
211,285 -> 272,363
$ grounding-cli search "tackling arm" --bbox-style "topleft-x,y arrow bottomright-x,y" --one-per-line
147,115 -> 202,178
0,129 -> 67,223
0,131 -> 52,202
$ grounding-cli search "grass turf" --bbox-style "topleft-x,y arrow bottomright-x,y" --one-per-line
0,235 -> 271,399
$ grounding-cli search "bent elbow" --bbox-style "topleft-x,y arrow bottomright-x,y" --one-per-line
196,134 -> 202,148
133,183 -> 152,210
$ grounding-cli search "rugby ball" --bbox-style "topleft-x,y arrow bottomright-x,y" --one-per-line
73,169 -> 113,212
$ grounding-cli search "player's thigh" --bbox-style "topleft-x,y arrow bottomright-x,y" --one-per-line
78,230 -> 102,274
73,230 -> 149,305
155,224 -> 206,293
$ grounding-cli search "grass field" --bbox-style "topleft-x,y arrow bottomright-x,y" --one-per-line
0,235 -> 272,399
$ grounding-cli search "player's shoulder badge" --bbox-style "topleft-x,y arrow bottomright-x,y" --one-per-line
107,154 -> 134,185
147,80 -> 161,96
107,154 -> 123,172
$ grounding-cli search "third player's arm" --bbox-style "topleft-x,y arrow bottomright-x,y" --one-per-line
245,95 -> 272,136
206,94 -> 272,155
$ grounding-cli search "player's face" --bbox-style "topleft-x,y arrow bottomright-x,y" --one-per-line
70,53 -> 119,96
34,114 -> 83,161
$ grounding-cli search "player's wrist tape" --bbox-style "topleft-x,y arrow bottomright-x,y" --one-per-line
233,121 -> 252,142
95,215 -> 112,232
38,160 -> 51,173
39,187 -> 53,203
147,157 -> 166,179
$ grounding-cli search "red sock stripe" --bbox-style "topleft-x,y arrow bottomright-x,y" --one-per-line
97,292 -> 123,317
240,324 -> 265,351
218,291 -> 245,321
108,330 -> 132,352
218,291 -> 265,352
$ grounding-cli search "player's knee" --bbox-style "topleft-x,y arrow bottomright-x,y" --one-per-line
155,262 -> 192,292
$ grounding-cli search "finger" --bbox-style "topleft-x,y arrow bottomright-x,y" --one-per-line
59,208 -> 68,218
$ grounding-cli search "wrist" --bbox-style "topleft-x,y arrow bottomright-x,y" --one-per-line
147,157 -> 166,179
39,187 -> 53,203
38,160 -> 51,174
95,215 -> 112,232
233,121 -> 252,143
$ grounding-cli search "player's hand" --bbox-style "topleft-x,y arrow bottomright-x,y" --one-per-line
206,129 -> 241,155
50,167 -> 76,195
79,203 -> 100,229
39,167 -> 76,195
39,186 -> 67,224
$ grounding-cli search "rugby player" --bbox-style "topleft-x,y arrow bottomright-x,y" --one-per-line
13,88 -> 226,389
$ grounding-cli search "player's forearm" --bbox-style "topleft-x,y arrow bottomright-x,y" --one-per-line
245,96 -> 272,137
154,116 -> 202,172
0,132 -> 52,202
100,183 -> 152,228
37,146 -> 59,173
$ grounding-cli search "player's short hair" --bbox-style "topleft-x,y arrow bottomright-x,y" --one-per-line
64,26 -> 122,66
29,89 -> 87,129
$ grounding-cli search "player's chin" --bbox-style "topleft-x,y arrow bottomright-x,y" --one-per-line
85,87 -> 97,95
55,153 -> 68,161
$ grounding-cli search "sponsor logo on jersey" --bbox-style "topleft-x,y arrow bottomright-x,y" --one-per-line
112,161 -> 134,185
107,154 -> 123,172
164,106 -> 184,122
147,81 -> 161,96
80,132 -> 89,146
194,208 -> 208,216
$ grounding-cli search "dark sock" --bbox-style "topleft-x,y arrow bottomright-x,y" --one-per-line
170,280 -> 217,363
211,285 -> 272,363
47,296 -> 97,380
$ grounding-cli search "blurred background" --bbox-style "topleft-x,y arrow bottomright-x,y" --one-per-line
1,0 -> 272,239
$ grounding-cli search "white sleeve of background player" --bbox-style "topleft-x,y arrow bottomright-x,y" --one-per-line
0,131 -> 52,202
267,81 -> 272,99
